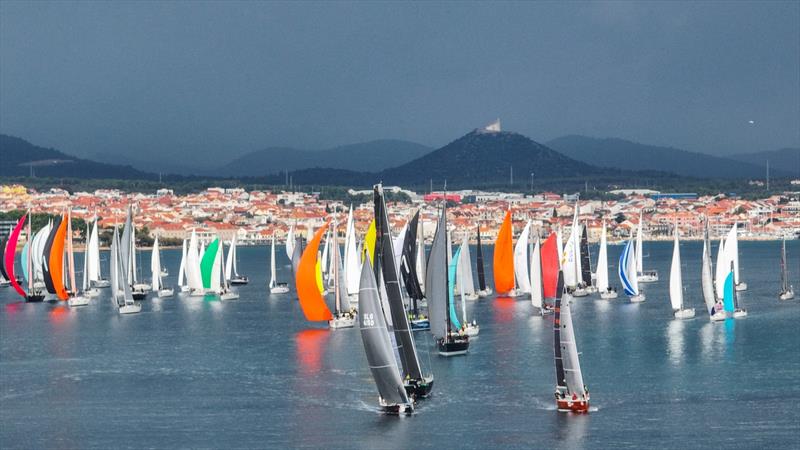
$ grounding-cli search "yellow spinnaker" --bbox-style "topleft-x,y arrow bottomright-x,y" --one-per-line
362,219 -> 376,266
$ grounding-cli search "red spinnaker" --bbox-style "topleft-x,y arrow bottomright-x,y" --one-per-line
541,233 -> 559,299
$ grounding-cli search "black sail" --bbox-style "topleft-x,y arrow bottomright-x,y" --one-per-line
358,255 -> 411,406
476,226 -> 487,291
553,271 -> 566,389
400,210 -> 424,301
42,216 -> 62,294
374,185 -> 424,381
580,224 -> 592,285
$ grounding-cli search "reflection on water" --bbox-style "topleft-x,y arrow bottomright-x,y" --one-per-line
666,320 -> 685,366
48,304 -> 70,325
492,296 -> 517,324
295,329 -> 330,375
554,412 -> 589,450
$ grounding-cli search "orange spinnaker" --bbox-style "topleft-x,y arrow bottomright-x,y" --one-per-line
541,233 -> 559,299
49,213 -> 69,300
296,221 -> 333,321
493,210 -> 515,296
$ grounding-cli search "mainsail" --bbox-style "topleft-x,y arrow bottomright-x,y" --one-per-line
530,235 -> 543,309
669,225 -> 683,311
476,226 -> 487,292
541,233 -> 559,299
596,222 -> 609,292
426,206 -> 448,339
619,239 -> 638,296
513,221 -> 531,293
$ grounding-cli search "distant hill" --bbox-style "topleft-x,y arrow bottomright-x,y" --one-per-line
546,135 -> 792,179
0,134 -> 154,179
88,152 -> 208,176
379,130 -> 603,186
218,139 -> 432,177
729,148 -> 800,177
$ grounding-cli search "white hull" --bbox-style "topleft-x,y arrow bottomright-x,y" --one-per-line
637,272 -> 659,283
220,291 -> 239,301
133,283 -> 152,292
673,308 -> 695,319
477,288 -> 493,298
84,287 -> 101,298
119,303 -> 142,314
378,397 -> 413,414
600,289 -> 618,300
571,287 -> 589,297
180,285 -> 190,292
438,348 -> 469,356
732,309 -> 747,319
463,293 -> 479,301
629,293 -> 646,303
463,323 -> 480,337
92,279 -> 111,288
68,296 -> 90,307
0,280 -> 10,287
710,311 -> 727,322
329,314 -> 356,329
585,285 -> 598,294
779,289 -> 795,301
270,285 -> 290,294
735,282 -> 748,292
500,289 -> 522,298
158,288 -> 175,298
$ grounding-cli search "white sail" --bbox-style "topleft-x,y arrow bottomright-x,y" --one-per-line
596,221 -> 609,292
186,230 -> 204,291
727,224 -> 741,284
627,240 -> 640,295
393,222 -> 407,275
232,230 -> 240,276
514,221 -> 532,293
178,239 -> 187,288
86,219 -> 100,283
555,226 -> 564,270
343,207 -> 360,296
636,211 -> 644,274
210,238 -> 222,294
701,232 -> 717,314
714,238 -> 727,299
560,292 -> 586,396
285,224 -> 295,260
321,227 -> 330,275
82,222 -> 90,291
562,230 -> 578,288
458,234 -> 475,296
224,236 -> 235,282
151,236 -> 162,291
669,226 -> 683,311
530,236 -> 543,309
270,234 -> 278,289
415,219 -> 426,295
572,208 -> 583,285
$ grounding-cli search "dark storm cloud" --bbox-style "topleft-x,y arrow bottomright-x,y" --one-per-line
1,1 -> 797,166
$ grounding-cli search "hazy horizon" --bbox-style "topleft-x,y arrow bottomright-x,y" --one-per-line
1,1 -> 798,164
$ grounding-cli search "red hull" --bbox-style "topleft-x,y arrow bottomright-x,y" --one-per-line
557,398 -> 589,413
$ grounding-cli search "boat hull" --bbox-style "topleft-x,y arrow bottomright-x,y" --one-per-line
26,294 -> 45,303
477,288 -> 493,298
629,293 -> 646,303
119,303 -> 142,314
68,296 -> 90,307
230,276 -> 249,285
710,311 -> 727,322
92,279 -> 111,288
732,308 -> 747,318
463,323 -> 480,337
404,376 -> 434,399
779,289 -> 795,301
270,284 -> 290,294
637,271 -> 659,283
673,308 -> 695,320
329,313 -> 356,329
132,291 -> 148,300
378,397 -> 413,415
437,335 -> 469,356
556,397 -> 590,413
735,282 -> 747,292
220,291 -> 239,301
158,288 -> 175,298
571,287 -> 589,297
600,289 -> 618,300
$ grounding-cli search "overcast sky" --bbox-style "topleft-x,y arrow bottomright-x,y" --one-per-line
1,1 -> 798,164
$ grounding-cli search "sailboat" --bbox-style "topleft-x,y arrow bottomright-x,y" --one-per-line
372,184 -> 434,396
494,210 -> 517,297
178,238 -> 189,292
328,218 -> 355,328
727,224 -> 747,291
722,261 -> 747,318
121,206 -> 149,300
285,224 -> 295,261
81,220 -> 100,297
636,211 -> 659,282
343,206 -> 361,303
669,223 -> 695,319
457,232 -> 479,301
553,272 -> 590,413
358,257 -> 414,414
453,246 -> 479,336
779,238 -> 794,300
701,219 -> 726,321
86,218 -> 109,288
42,212 -> 69,302
513,220 -> 532,295
63,210 -> 89,306
5,213 -> 45,302
400,209 -> 428,329
228,233 -> 249,285
427,200 -> 469,356
619,238 -> 645,302
151,235 -> 174,298
540,233 -> 558,313
296,224 -> 334,321
269,234 -> 290,294
596,221 -> 617,299
219,241 -> 239,300
186,230 -> 205,296
475,226 -> 492,297
111,225 -> 141,314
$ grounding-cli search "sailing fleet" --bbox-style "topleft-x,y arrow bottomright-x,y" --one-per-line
1,193 -> 797,416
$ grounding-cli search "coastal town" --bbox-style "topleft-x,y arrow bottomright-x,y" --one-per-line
0,183 -> 798,245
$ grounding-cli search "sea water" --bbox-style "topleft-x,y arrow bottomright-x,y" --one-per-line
1,241 -> 799,448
